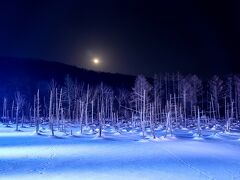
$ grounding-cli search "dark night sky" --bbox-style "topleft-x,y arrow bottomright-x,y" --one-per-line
0,0 -> 239,77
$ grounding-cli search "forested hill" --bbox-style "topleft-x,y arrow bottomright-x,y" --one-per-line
0,57 -> 136,98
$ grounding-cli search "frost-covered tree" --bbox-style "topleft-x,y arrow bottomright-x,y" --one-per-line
179,76 -> 192,125
132,75 -> 152,137
189,75 -> 202,108
33,90 -> 40,134
2,97 -> 8,124
153,74 -> 164,122
234,75 -> 240,120
63,75 -> 74,121
209,75 -> 223,119
15,92 -> 24,131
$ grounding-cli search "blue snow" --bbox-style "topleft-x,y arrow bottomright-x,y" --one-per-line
0,124 -> 240,180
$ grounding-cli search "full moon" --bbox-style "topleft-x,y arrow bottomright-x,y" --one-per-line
93,58 -> 100,65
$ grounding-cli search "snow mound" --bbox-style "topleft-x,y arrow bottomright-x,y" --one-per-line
128,130 -> 137,133
138,139 -> 149,143
84,129 -> 95,135
113,132 -> 121,136
155,125 -> 163,130
193,136 -> 203,140
193,133 -> 201,137
211,126 -> 216,130
208,133 -> 221,139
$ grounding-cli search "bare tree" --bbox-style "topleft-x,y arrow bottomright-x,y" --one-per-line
15,92 -> 24,131
189,75 -> 202,113
179,76 -> 191,126
49,90 -> 54,136
153,74 -> 164,123
2,97 -> 8,124
34,90 -> 40,134
63,75 -> 74,121
132,75 -> 152,137
234,75 -> 240,120
209,75 -> 223,120
197,107 -> 201,136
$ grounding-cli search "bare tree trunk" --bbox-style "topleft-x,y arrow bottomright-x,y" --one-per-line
80,101 -> 84,134
2,98 -> 7,124
99,112 -> 102,137
33,95 -> 36,131
211,95 -> 216,122
58,88 -> 62,129
226,108 -> 230,132
21,109 -> 24,127
224,97 -> 227,119
85,84 -> 89,126
150,104 -> 156,139
49,91 -> 54,136
36,90 -> 40,134
15,105 -> 19,131
226,101 -> 234,132
11,100 -> 14,123
91,100 -> 94,124
165,110 -> 172,137
197,107 -> 201,136
183,90 -> 187,127
61,107 -> 64,131
217,103 -> 220,119
174,94 -> 177,123
140,90 -> 146,137
55,88 -> 59,129
15,92 -> 24,131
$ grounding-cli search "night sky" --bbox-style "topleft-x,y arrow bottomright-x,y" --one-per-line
0,0 -> 239,77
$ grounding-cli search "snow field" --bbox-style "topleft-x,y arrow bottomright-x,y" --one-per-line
0,124 -> 240,180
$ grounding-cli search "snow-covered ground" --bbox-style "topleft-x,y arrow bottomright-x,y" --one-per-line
0,123 -> 240,180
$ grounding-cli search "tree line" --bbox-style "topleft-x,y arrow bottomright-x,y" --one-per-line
1,73 -> 240,138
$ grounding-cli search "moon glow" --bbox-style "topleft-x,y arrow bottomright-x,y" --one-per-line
93,58 -> 100,65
